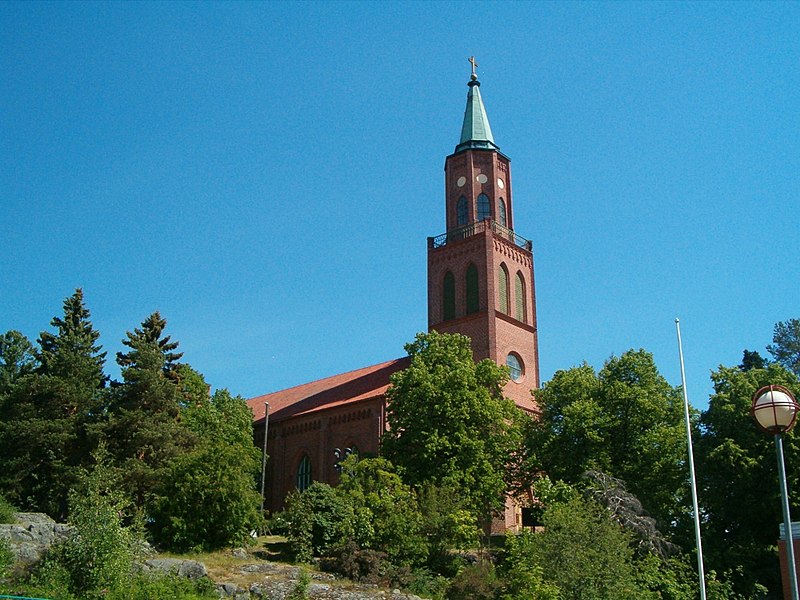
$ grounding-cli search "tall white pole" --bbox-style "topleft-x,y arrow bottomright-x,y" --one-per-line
260,402 -> 270,514
675,318 -> 707,600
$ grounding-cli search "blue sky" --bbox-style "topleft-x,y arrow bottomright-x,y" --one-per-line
2,2 -> 798,410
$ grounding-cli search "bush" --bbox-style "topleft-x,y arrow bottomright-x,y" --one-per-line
326,539 -> 389,584
150,441 -> 263,552
284,483 -> 354,562
445,561 -> 502,600
0,537 -> 14,580
0,495 -> 16,524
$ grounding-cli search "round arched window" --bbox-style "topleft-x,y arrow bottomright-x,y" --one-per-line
506,353 -> 524,382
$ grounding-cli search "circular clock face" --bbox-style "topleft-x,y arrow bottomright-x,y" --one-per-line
456,176 -> 466,187
497,178 -> 505,189
477,174 -> 488,184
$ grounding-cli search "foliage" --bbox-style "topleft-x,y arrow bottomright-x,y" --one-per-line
338,456 -> 428,566
695,361 -> 800,597
0,495 -> 16,524
582,470 -> 677,559
497,531 -> 561,600
0,330 -> 37,394
740,349 -> 767,371
104,311 -> 194,507
151,388 -> 263,552
768,318 -> 800,376
0,289 -> 107,519
530,494 -> 646,599
528,349 -> 688,531
0,537 -> 13,581
444,560 -> 501,600
284,483 -> 354,562
286,568 -> 311,600
384,331 -> 525,523
45,445 -> 139,598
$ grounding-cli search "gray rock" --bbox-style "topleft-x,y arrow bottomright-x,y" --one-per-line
13,512 -> 54,524
231,547 -> 249,560
141,557 -> 208,580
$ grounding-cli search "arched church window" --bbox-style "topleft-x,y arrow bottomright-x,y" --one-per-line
506,353 -> 524,382
477,193 -> 491,221
515,272 -> 526,323
498,264 -> 510,314
457,197 -> 468,226
296,454 -> 312,492
443,271 -> 456,321
499,198 -> 507,227
466,264 -> 479,315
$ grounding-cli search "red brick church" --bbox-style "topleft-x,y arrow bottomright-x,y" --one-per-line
247,62 -> 540,529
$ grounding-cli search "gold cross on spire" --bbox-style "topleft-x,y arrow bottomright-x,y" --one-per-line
469,56 -> 478,81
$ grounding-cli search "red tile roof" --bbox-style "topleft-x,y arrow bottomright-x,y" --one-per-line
247,357 -> 411,423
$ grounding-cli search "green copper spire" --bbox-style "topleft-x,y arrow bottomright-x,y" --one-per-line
455,57 -> 499,153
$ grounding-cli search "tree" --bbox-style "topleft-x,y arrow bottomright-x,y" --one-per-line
528,495 -> 646,599
150,387 -> 263,551
739,349 -> 767,372
104,312 -> 192,506
527,349 -> 688,531
338,456 -> 428,567
767,318 -> 800,376
695,361 -> 799,597
0,330 -> 37,394
0,290 -> 107,518
383,331 -> 524,524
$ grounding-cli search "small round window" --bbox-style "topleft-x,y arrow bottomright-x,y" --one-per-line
506,353 -> 524,382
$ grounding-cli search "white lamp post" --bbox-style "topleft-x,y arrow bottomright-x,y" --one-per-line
752,385 -> 800,600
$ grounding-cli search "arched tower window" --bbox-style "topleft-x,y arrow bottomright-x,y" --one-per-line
457,196 -> 468,226
443,271 -> 456,321
466,264 -> 479,314
498,264 -> 510,314
515,272 -> 526,323
296,454 -> 312,492
499,198 -> 507,227
506,353 -> 524,382
477,193 -> 491,221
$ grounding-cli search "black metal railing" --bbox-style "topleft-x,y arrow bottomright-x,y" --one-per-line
429,219 -> 532,252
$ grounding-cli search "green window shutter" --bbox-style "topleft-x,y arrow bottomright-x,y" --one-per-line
466,264 -> 479,314
443,271 -> 456,320
515,272 -> 526,322
499,265 -> 509,314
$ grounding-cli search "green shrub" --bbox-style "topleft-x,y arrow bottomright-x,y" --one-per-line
0,495 -> 16,524
285,483 -> 354,561
445,561 -> 502,600
0,537 -> 14,580
286,568 -> 310,600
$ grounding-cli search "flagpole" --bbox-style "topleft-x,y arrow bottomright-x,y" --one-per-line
675,318 -> 707,600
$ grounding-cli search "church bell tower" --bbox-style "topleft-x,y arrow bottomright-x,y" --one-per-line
427,59 -> 540,408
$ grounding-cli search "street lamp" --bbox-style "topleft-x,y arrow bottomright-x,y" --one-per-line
752,384 -> 800,600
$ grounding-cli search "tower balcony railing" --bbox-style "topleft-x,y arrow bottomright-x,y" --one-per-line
429,219 -> 532,252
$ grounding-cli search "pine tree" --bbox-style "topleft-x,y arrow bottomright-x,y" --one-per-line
0,290 -> 107,518
105,312 -> 192,507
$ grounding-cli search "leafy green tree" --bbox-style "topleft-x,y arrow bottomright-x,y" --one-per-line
695,362 -> 799,597
338,456 -> 428,567
767,318 -> 800,376
497,531 -> 561,600
105,312 -> 192,506
42,445 -> 139,599
284,482 -> 355,562
527,349 -> 688,530
150,387 -> 263,551
383,331 -> 524,524
0,290 -> 107,518
530,494 -> 647,599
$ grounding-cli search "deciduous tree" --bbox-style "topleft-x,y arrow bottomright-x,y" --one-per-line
383,331 -> 524,524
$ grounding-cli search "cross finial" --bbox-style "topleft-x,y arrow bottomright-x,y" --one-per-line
469,56 -> 478,81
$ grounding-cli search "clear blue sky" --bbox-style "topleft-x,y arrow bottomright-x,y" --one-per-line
2,1 -> 798,410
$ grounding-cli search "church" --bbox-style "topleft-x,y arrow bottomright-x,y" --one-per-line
247,61 -> 540,530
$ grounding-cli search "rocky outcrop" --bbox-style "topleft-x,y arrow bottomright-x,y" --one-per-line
0,512 -> 71,564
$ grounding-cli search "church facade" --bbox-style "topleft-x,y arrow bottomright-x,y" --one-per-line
248,64 -> 540,528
